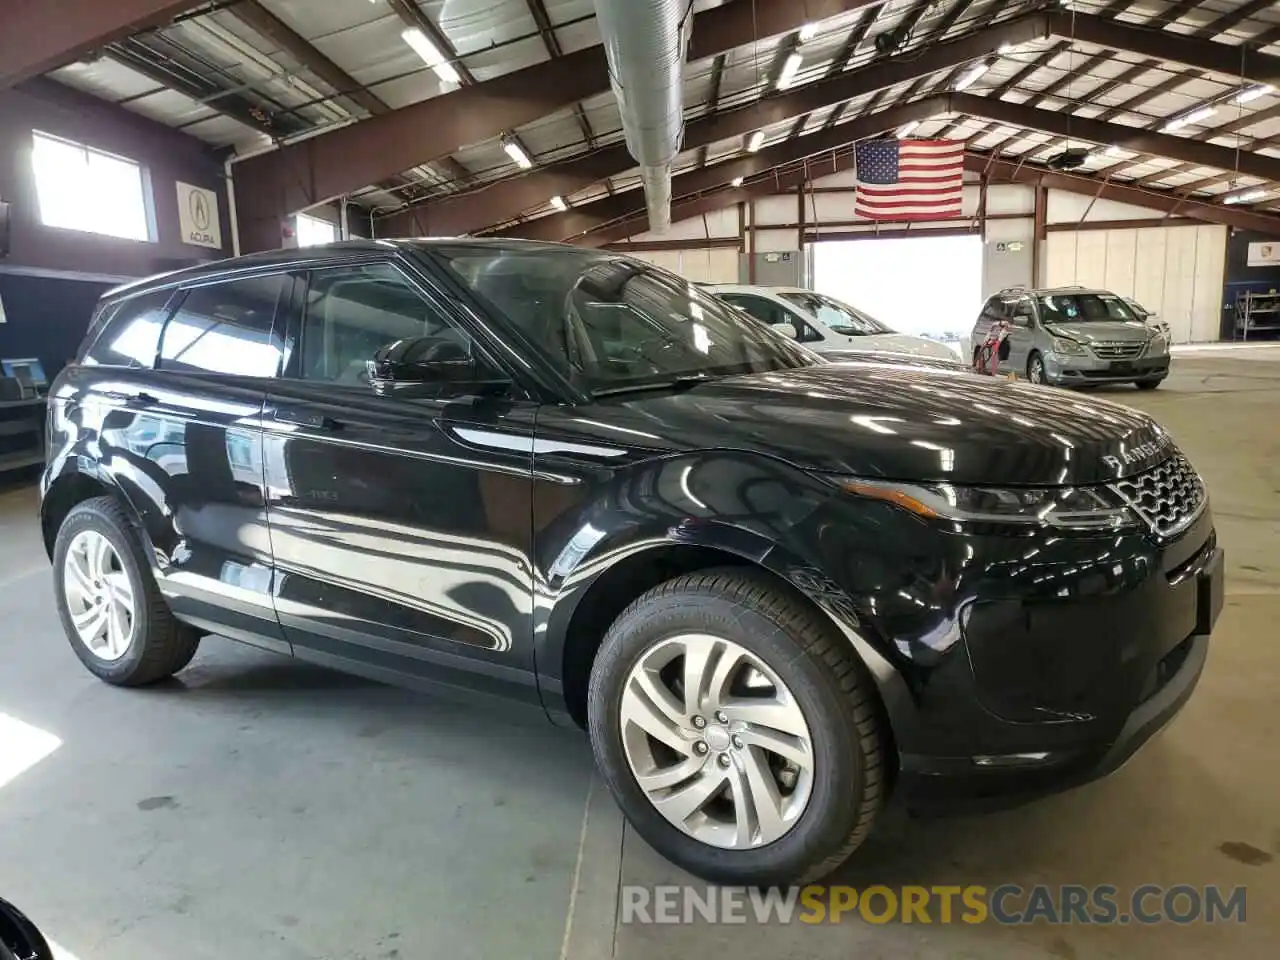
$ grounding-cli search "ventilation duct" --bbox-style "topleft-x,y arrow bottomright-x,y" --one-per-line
590,0 -> 693,233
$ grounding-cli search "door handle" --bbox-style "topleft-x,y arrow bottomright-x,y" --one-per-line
272,409 -> 343,430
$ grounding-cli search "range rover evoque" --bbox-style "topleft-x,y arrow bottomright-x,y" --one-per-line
41,240 -> 1222,885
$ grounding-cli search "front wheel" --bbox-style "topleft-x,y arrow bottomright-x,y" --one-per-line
1135,378 -> 1163,391
587,569 -> 885,885
1027,351 -> 1047,385
52,496 -> 200,686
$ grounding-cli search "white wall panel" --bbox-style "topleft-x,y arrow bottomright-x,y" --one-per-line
985,217 -> 1033,242
1131,229 -> 1168,320
1047,193 -> 1166,224
1190,225 -> 1227,342
628,208 -> 737,241
1044,224 -> 1226,342
1162,228 -> 1197,343
986,184 -> 1035,215
624,248 -> 737,283
753,228 -> 800,252
1104,229 -> 1138,294
751,196 -> 798,225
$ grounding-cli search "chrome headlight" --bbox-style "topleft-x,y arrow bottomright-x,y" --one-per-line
1147,333 -> 1168,355
833,477 -> 1137,530
1051,337 -> 1087,356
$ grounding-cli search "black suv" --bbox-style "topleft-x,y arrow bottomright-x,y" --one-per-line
41,240 -> 1222,884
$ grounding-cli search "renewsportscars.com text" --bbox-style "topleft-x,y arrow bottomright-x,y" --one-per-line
620,884 -> 1248,926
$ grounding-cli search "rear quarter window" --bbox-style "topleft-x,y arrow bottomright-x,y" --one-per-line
81,289 -> 175,368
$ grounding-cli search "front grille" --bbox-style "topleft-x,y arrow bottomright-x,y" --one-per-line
1090,341 -> 1145,360
1109,452 -> 1207,538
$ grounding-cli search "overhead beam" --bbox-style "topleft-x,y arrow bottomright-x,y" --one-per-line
0,0 -> 205,89
233,0 -> 388,116
375,11 -> 1051,236
1045,10 -> 1280,84
234,0 -> 881,251
948,91 -> 1280,184
592,147 -> 1280,249
491,98 -> 948,242
969,153 -> 1280,235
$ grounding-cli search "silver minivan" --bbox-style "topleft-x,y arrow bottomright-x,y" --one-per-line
971,286 -> 1171,390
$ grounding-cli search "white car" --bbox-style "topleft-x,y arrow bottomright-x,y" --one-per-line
704,284 -> 959,361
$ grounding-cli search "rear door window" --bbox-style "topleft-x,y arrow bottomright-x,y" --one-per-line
719,294 -> 821,343
82,289 -> 175,368
159,274 -> 288,377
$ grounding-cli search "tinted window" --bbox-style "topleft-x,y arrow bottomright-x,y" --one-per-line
719,294 -> 821,343
778,292 -> 891,336
299,263 -> 473,386
1037,293 -> 1138,323
159,274 -> 286,376
431,245 -> 815,396
82,290 -> 173,368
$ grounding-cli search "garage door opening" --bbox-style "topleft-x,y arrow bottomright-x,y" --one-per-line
812,234 -> 983,343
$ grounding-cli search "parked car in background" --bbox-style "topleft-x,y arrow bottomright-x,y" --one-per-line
971,286 -> 1171,389
1122,295 -> 1173,341
42,241 -> 1219,886
704,284 -> 959,361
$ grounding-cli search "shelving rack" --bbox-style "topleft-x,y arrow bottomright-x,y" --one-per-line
1235,290 -> 1280,340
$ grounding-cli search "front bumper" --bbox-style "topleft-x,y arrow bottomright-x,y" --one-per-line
895,531 -> 1222,811
1045,350 -> 1169,384
795,491 -> 1222,814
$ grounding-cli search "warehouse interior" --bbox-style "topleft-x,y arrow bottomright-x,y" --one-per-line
2,1 -> 1279,957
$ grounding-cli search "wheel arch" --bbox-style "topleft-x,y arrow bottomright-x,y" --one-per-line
540,527 -> 911,775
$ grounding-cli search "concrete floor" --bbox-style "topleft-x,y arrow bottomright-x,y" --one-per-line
2,349 -> 1277,959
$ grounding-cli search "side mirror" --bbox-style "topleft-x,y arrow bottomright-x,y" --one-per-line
775,322 -> 798,340
370,337 -> 508,397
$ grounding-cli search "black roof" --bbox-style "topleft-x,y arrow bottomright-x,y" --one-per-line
105,236 -> 584,299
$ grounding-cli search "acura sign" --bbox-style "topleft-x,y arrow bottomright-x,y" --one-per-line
176,181 -> 222,250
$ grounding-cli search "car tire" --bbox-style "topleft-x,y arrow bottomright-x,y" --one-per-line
1135,379 -> 1163,391
586,568 -> 885,885
52,496 -> 200,686
1027,351 -> 1047,385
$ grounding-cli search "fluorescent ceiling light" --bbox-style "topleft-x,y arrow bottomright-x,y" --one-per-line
1105,145 -> 1124,157
998,42 -> 1017,54
1233,84 -> 1274,105
402,28 -> 461,84
776,52 -> 803,90
502,138 -> 532,169
953,60 -> 991,92
550,194 -> 568,211
731,176 -> 744,187
1162,105 -> 1216,132
798,22 -> 817,42
1224,188 -> 1266,205
746,130 -> 765,152
896,120 -> 920,138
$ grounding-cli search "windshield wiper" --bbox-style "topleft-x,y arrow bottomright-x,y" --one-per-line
591,373 -> 715,397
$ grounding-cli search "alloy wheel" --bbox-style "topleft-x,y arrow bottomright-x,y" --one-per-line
619,633 -> 815,849
63,530 -> 135,662
1029,356 -> 1045,384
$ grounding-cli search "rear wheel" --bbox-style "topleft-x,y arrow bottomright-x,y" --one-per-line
587,569 -> 885,885
53,497 -> 199,686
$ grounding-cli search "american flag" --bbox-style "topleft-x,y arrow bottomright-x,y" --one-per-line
854,139 -> 964,220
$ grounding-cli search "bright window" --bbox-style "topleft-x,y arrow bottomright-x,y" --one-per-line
296,212 -> 338,247
31,131 -> 152,242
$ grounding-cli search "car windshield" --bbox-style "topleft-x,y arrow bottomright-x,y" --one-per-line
1037,292 -> 1139,323
778,291 -> 891,336
430,244 -> 820,395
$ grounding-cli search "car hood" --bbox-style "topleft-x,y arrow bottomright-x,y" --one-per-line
597,361 -> 1172,485
1044,320 -> 1153,343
